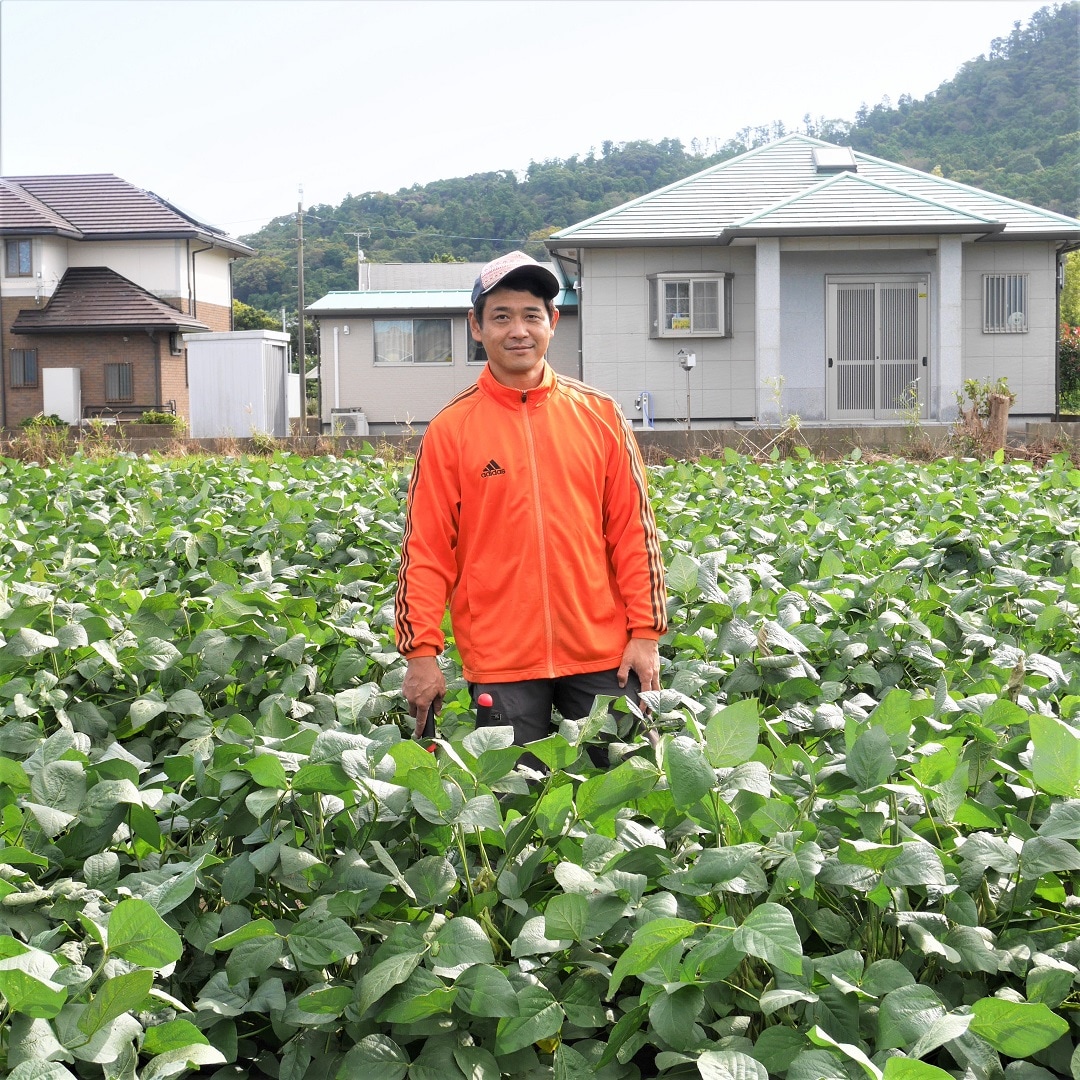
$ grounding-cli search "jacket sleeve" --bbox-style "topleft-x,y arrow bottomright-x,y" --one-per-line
603,411 -> 668,639
394,422 -> 461,658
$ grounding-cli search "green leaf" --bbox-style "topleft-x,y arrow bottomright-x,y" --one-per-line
494,983 -> 563,1055
287,917 -> 362,968
545,892 -> 590,943
0,969 -> 67,1019
1020,835 -> 1080,878
847,726 -> 897,790
242,754 -> 288,789
877,984 -> 947,1050
295,984 -> 353,1016
597,1001 -> 649,1067
454,964 -> 519,1017
608,917 -> 698,997
705,698 -> 760,767
732,902 -> 803,975
210,917 -> 278,951
553,1044 -> 594,1080
667,552 -> 701,596
78,969 -> 154,1037
6,1065 -> 80,1080
1030,715 -> 1080,797
431,916 -> 495,976
404,855 -> 458,908
648,983 -> 704,1051
107,898 -> 183,968
140,1018 -> 210,1056
697,1050 -> 770,1080
140,1044 -> 227,1080
576,756 -> 658,821
665,735 -> 715,808
338,1035 -> 409,1080
968,997 -> 1070,1057
356,948 -> 425,1017
881,843 -> 947,888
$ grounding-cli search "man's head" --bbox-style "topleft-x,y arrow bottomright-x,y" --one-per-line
470,251 -> 561,326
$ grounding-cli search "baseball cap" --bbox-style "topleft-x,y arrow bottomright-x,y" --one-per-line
471,251 -> 562,306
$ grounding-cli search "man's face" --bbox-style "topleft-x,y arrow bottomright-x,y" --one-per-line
469,287 -> 559,389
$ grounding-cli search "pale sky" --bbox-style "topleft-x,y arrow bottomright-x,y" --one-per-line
0,0 -> 1054,238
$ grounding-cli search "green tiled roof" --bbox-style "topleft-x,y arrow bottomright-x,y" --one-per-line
308,288 -> 577,314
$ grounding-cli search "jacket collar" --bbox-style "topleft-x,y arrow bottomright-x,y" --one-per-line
478,362 -> 556,407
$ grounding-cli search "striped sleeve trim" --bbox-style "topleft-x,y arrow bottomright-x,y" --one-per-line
620,413 -> 668,633
394,384 -> 480,654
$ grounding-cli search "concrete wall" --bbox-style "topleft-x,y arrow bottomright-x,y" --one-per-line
580,246 -> 758,429
579,235 -> 1062,428
962,241 -> 1059,416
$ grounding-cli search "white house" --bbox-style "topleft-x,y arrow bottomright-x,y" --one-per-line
544,134 -> 1080,429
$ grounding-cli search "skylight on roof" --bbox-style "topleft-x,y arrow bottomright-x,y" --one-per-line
812,147 -> 858,172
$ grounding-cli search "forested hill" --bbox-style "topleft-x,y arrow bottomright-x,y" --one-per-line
233,2 -> 1079,314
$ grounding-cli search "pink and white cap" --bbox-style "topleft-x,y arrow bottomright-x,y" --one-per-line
471,251 -> 562,305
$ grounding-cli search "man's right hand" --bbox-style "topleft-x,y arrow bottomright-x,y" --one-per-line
402,656 -> 446,738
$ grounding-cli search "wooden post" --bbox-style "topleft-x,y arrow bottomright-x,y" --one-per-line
987,392 -> 1011,451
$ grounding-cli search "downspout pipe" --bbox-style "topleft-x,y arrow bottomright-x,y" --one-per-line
146,327 -> 162,410
576,247 -> 583,382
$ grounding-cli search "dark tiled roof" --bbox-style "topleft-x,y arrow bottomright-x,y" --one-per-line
11,266 -> 211,333
0,180 -> 80,235
0,174 -> 253,254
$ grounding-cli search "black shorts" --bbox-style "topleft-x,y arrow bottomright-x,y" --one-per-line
470,668 -> 642,765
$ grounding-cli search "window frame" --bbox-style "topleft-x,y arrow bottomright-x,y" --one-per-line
10,348 -> 38,388
105,362 -> 135,403
5,239 -> 32,278
372,317 -> 453,365
649,272 -> 732,338
982,272 -> 1028,334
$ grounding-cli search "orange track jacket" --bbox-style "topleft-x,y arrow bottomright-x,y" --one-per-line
395,362 -> 667,683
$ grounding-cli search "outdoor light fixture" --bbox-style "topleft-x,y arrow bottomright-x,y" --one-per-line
677,350 -> 696,431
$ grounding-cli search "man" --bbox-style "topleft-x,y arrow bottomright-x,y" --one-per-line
395,251 -> 666,755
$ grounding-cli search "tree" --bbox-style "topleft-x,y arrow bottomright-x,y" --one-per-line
232,299 -> 282,331
1061,249 -> 1080,327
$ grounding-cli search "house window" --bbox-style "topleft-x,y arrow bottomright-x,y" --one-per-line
105,362 -> 134,402
5,239 -> 32,277
10,349 -> 38,388
649,273 -> 731,337
983,273 -> 1027,333
373,319 -> 452,364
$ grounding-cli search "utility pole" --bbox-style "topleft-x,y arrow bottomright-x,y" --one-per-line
297,186 -> 305,434
347,230 -> 369,290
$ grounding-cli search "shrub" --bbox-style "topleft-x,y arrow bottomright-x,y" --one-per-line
18,412 -> 66,429
134,410 -> 186,430
1059,323 -> 1080,412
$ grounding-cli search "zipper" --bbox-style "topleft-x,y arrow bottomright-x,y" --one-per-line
521,393 -> 555,676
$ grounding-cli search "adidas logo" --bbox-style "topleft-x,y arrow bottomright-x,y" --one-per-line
480,459 -> 506,478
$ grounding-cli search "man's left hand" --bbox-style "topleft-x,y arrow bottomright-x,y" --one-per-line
618,637 -> 661,692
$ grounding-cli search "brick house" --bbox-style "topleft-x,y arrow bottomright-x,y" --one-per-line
0,174 -> 252,428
